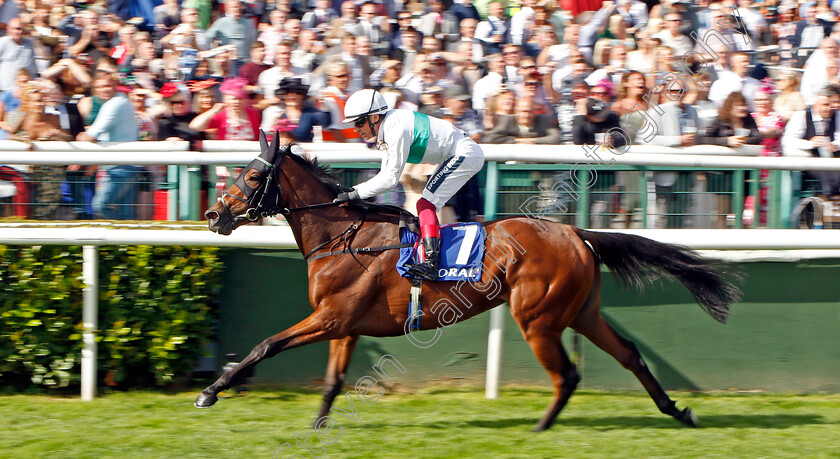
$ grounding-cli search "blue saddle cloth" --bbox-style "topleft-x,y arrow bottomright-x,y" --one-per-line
397,222 -> 486,281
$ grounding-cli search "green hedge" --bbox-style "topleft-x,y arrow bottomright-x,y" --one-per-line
0,245 -> 222,391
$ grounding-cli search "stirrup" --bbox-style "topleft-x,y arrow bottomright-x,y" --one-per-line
406,261 -> 439,281
407,235 -> 440,281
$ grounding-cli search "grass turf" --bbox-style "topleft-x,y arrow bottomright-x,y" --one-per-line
1,388 -> 839,458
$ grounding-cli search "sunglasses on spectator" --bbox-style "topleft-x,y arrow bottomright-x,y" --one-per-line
332,73 -> 349,78
521,65 -> 536,70
171,100 -> 186,105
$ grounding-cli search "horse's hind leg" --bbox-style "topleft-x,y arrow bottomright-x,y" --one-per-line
571,305 -> 699,427
522,332 -> 581,432
195,310 -> 342,408
315,335 -> 359,423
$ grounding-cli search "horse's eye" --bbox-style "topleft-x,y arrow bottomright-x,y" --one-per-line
243,168 -> 260,188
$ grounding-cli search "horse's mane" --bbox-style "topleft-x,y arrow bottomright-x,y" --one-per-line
282,146 -> 346,195
282,145 -> 416,223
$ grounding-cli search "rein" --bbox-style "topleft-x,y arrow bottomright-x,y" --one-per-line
279,201 -> 345,216
219,150 -> 412,263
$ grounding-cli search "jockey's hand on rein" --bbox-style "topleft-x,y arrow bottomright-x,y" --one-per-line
333,189 -> 360,203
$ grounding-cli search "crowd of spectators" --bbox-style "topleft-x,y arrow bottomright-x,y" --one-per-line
0,0 -> 838,225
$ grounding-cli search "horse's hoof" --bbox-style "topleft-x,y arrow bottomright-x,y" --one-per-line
679,407 -> 699,427
531,419 -> 553,432
194,391 -> 218,409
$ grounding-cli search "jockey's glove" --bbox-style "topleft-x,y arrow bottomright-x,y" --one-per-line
333,189 -> 360,203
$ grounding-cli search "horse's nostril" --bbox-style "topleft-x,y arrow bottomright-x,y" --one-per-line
205,211 -> 219,221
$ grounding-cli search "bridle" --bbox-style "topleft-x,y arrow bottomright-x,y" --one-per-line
215,141 -> 411,264
216,151 -> 344,226
217,155 -> 282,225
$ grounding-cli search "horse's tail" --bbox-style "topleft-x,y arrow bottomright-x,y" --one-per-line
574,228 -> 740,324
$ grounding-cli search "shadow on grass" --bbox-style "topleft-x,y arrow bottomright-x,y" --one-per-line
688,414 -> 830,429
449,414 -> 829,430
233,393 -> 305,402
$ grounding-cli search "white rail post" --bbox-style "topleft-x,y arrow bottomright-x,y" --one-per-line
179,166 -> 190,220
167,165 -> 179,221
485,305 -> 505,399
81,245 -> 98,401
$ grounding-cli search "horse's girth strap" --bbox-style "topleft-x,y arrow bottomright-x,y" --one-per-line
306,242 -> 415,262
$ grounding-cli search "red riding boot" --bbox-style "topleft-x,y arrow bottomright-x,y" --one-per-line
406,198 -> 441,281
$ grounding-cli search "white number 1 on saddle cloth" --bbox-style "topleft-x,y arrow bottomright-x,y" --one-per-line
397,222 -> 485,282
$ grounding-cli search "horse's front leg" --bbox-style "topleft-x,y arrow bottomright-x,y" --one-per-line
195,310 -> 343,408
315,335 -> 360,423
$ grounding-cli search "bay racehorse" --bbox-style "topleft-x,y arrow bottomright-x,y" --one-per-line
196,133 -> 740,431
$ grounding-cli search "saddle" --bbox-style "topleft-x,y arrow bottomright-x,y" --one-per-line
397,222 -> 486,282
342,201 -> 486,332
399,221 -> 486,331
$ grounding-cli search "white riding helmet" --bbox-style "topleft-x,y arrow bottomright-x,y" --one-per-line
342,89 -> 389,124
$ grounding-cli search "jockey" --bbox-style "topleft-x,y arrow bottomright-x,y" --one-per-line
335,88 -> 485,281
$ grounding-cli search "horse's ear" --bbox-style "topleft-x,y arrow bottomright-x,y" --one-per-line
272,130 -> 282,157
262,129 -> 281,163
259,130 -> 269,156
